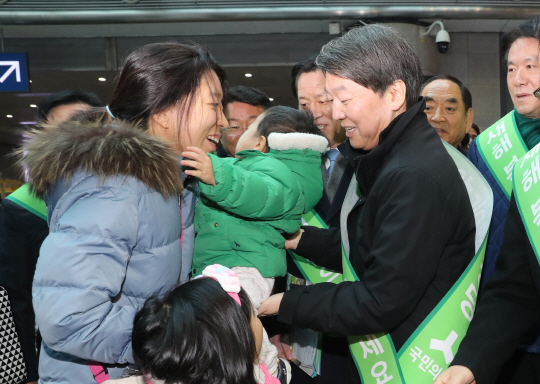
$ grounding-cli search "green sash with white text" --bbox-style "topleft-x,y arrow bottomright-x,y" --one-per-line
512,143 -> 540,265
296,142 -> 492,383
287,211 -> 343,376
477,111 -> 528,199
5,184 -> 47,221
288,210 -> 343,284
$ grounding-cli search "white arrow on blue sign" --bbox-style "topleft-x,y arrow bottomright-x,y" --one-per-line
0,53 -> 28,92
0,62 -> 21,83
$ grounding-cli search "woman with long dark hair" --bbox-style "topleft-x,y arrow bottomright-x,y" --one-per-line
24,42 -> 228,383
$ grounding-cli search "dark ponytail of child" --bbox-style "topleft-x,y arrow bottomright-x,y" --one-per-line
132,278 -> 257,384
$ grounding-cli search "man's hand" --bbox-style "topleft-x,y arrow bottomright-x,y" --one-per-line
284,229 -> 304,250
269,334 -> 293,360
433,366 -> 476,384
259,293 -> 284,317
181,146 -> 216,186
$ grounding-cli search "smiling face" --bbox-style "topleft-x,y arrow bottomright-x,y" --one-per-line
150,70 -> 227,155
235,111 -> 267,154
222,102 -> 265,156
421,79 -> 473,148
507,37 -> 540,119
325,73 -> 406,150
297,70 -> 345,148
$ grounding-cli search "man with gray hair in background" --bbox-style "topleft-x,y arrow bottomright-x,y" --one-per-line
260,23 -> 478,384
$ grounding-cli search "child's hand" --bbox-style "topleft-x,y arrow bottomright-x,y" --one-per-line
181,147 -> 216,186
269,334 -> 293,361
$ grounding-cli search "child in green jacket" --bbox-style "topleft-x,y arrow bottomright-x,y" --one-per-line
182,106 -> 327,378
183,105 -> 326,287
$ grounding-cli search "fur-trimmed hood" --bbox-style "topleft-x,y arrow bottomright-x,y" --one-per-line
267,132 -> 329,153
19,121 -> 184,198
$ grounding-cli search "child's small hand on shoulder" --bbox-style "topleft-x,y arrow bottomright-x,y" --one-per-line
181,147 -> 216,186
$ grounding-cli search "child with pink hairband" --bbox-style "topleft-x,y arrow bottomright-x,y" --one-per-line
103,265 -> 290,384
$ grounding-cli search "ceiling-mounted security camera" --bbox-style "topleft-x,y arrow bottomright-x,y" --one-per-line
436,29 -> 451,53
422,21 -> 451,54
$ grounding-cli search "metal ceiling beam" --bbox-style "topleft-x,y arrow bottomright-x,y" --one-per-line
1,5 -> 540,25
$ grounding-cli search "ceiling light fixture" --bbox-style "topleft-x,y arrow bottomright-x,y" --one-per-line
269,98 -> 274,101
29,80 -> 32,83
98,77 -> 106,82
30,104 -> 37,108
245,73 -> 252,78
6,115 -> 13,118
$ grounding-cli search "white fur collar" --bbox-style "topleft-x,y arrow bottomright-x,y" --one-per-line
267,132 -> 329,153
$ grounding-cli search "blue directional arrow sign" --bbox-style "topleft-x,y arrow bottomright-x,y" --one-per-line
0,53 -> 29,92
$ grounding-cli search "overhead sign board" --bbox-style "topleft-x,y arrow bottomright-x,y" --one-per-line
0,52 -> 29,92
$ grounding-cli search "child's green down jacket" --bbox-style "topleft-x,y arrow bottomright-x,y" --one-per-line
192,132 -> 328,278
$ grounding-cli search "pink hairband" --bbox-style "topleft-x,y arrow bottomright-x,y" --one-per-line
195,264 -> 242,306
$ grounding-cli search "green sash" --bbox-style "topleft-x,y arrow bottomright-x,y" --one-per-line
288,210 -> 343,284
293,142 -> 492,383
5,184 -> 47,221
512,143 -> 540,263
287,211 -> 342,376
477,111 -> 528,199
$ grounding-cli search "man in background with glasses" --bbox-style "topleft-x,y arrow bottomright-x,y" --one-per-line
217,85 -> 273,158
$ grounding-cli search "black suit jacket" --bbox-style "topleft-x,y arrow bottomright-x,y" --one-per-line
452,194 -> 540,384
314,153 -> 355,228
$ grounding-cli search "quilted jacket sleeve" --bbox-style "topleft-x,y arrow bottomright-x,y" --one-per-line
199,154 -> 302,220
179,182 -> 197,285
32,186 -> 139,364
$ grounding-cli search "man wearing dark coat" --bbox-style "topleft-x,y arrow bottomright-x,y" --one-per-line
259,24 -> 476,384
280,57 -> 353,384
435,16 -> 540,384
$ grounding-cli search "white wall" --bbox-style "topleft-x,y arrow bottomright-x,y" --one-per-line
436,32 -> 501,131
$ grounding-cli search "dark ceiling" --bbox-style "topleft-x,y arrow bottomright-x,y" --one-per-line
0,65 -> 298,146
0,1 -> 538,177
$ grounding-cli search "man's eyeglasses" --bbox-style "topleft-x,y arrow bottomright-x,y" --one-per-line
534,86 -> 540,99
221,126 -> 248,133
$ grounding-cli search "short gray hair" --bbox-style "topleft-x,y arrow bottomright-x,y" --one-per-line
316,24 -> 423,109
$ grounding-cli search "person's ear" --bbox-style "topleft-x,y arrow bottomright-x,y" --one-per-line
151,109 -> 172,130
387,80 -> 407,112
255,136 -> 268,153
466,108 -> 475,129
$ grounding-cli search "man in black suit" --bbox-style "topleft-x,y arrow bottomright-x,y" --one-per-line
292,57 -> 352,227
274,57 -> 353,384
